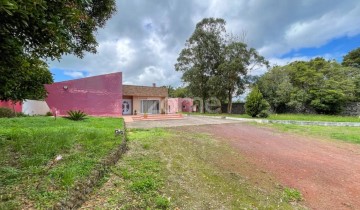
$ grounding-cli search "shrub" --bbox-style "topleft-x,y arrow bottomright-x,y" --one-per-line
245,86 -> 270,118
67,110 -> 87,121
45,111 -> 53,116
0,107 -> 15,118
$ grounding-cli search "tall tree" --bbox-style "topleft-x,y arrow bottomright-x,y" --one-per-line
342,47 -> 360,68
175,18 -> 226,113
212,42 -> 268,113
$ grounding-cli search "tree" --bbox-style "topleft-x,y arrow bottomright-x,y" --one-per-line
166,86 -> 191,98
0,0 -> 115,102
245,86 -> 269,117
212,41 -> 268,113
0,55 -> 53,102
257,66 -> 293,113
0,0 -> 116,61
257,58 -> 357,114
342,47 -> 360,68
175,18 -> 226,113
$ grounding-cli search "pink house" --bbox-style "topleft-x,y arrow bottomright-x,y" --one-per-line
45,72 -> 169,116
167,98 -> 193,113
45,72 -> 123,116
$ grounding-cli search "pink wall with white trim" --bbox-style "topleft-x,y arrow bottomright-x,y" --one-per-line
45,72 -> 122,116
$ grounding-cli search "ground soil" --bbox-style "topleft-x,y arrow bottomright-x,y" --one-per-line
179,123 -> 360,210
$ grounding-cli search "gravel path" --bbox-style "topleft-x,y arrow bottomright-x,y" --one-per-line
126,116 -> 241,129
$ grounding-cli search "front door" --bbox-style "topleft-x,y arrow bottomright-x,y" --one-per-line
122,99 -> 132,115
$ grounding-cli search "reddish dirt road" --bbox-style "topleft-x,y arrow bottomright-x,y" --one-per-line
183,123 -> 360,210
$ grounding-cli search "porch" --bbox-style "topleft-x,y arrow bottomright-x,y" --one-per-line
122,113 -> 184,123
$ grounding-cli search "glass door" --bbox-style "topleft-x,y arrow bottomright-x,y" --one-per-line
141,100 -> 160,114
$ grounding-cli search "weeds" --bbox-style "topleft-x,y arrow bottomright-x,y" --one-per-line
0,117 -> 123,209
283,187 -> 303,202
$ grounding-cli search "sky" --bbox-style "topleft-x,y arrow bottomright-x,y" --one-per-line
49,0 -> 360,86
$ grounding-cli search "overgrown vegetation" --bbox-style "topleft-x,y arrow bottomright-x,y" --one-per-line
257,57 -> 360,114
0,107 -> 14,118
82,128 -> 304,209
0,117 -> 123,209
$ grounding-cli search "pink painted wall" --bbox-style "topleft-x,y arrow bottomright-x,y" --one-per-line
45,72 -> 122,116
0,101 -> 22,112
167,98 -> 193,113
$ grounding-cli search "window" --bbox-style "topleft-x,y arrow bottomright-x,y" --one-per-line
141,100 -> 160,114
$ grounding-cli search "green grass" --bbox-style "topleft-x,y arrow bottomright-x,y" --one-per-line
257,123 -> 360,144
186,112 -> 360,122
0,116 -> 123,209
83,128 -> 305,209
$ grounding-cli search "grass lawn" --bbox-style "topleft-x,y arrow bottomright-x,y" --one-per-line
254,123 -> 360,144
186,112 -> 360,122
0,116 -> 123,209
82,128 -> 305,209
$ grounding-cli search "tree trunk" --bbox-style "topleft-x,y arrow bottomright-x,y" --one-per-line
201,98 -> 205,113
227,90 -> 232,114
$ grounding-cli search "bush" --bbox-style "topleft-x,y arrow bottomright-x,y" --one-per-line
0,107 -> 15,118
67,110 -> 87,121
45,111 -> 53,116
245,86 -> 270,118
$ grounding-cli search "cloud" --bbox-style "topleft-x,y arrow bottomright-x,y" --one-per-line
63,71 -> 85,78
49,0 -> 360,86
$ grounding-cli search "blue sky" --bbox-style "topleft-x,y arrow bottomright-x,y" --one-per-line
49,0 -> 360,84
280,34 -> 360,62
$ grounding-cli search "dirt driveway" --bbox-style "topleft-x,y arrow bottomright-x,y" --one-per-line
126,116 -> 241,129
179,123 -> 360,210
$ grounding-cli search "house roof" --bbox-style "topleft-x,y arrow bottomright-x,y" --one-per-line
123,85 -> 168,97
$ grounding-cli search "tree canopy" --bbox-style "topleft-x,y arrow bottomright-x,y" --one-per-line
0,0 -> 116,102
175,18 -> 268,113
257,58 -> 357,114
0,0 -> 116,61
0,56 -> 53,101
342,47 -> 360,68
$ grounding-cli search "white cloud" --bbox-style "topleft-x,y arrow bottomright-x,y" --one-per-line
50,0 -> 360,87
63,71 -> 85,78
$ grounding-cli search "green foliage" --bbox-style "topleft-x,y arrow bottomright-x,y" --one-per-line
342,47 -> 360,68
175,18 -> 226,112
46,111 -> 53,116
258,58 -> 357,114
0,107 -> 14,118
67,110 -> 87,121
282,188 -> 302,202
166,85 -> 191,98
175,18 -> 268,113
155,196 -> 170,209
0,0 -> 116,61
0,0 -> 115,101
0,56 -> 53,101
245,86 -> 270,117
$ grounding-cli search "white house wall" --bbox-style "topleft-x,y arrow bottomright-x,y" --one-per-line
22,100 -> 50,116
